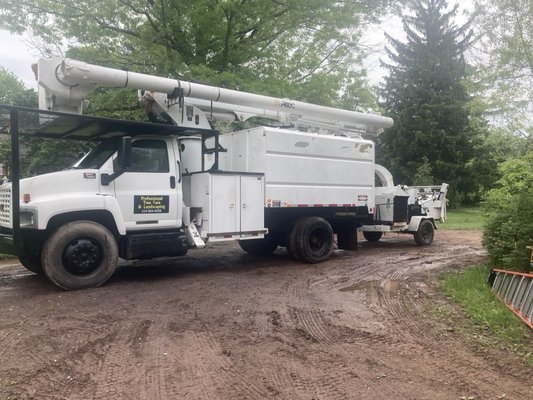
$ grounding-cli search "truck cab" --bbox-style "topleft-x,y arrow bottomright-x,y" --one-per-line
0,107 -> 265,289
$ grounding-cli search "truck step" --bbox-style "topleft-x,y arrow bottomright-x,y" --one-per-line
186,224 -> 206,248
488,269 -> 533,330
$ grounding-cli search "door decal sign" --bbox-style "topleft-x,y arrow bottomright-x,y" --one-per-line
134,195 -> 169,214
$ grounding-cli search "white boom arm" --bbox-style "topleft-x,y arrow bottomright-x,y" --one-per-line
36,58 -> 393,134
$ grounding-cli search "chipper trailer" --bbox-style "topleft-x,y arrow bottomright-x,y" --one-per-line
0,58 -> 447,290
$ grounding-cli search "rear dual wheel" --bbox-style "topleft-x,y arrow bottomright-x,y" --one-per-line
288,217 -> 334,263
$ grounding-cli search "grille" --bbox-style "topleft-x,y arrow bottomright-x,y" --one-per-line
0,187 -> 12,227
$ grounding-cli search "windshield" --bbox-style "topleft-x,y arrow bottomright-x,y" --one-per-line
72,139 -> 118,169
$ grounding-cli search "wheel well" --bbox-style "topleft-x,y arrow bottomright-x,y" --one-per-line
425,218 -> 437,229
265,207 -> 366,236
46,211 -> 121,239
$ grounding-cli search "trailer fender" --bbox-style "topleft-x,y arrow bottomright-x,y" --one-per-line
407,216 -> 436,233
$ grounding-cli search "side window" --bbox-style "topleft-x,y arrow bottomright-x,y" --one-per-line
129,139 -> 170,173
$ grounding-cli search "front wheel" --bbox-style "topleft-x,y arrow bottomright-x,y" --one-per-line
414,220 -> 434,245
42,221 -> 118,290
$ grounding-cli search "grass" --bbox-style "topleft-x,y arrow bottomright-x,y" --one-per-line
0,253 -> 16,260
438,207 -> 486,230
440,264 -> 532,365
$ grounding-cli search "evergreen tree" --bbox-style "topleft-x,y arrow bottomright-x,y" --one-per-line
378,0 -> 479,203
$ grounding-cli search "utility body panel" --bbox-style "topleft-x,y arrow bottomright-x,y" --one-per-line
218,127 -> 375,209
183,171 -> 266,241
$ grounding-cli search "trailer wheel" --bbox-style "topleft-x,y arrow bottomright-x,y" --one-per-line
414,220 -> 434,245
238,236 -> 278,256
363,231 -> 383,242
294,217 -> 334,264
42,221 -> 118,290
18,252 -> 43,275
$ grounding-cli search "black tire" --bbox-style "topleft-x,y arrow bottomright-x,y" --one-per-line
287,218 -> 306,260
284,230 -> 294,258
174,247 -> 188,257
363,231 -> 383,242
42,221 -> 118,290
293,217 -> 333,264
414,220 -> 434,245
238,235 -> 278,256
18,252 -> 43,275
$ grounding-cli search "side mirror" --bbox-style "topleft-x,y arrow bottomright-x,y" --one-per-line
101,136 -> 132,186
117,136 -> 132,170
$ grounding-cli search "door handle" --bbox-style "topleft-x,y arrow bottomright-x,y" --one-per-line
170,176 -> 176,188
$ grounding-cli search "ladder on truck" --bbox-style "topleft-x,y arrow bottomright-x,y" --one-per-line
488,269 -> 533,330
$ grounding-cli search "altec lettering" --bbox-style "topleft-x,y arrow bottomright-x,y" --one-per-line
280,100 -> 295,109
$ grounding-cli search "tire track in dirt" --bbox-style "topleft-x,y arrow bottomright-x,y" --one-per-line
1,230 -> 531,399
175,329 -> 276,400
0,322 -> 27,360
2,313 -> 129,398
281,362 -> 352,400
279,275 -> 312,301
378,278 -> 527,400
17,328 -> 116,399
286,307 -> 383,348
249,349 -> 359,400
137,323 -> 169,400
329,235 -> 523,399
88,319 -> 156,400
94,318 -> 185,399
168,331 -> 224,400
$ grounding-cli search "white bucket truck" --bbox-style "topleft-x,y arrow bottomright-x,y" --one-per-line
0,58 -> 446,289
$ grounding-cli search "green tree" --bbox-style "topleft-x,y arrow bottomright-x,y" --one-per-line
378,0 -> 483,204
0,67 -> 88,176
483,151 -> 533,271
0,0 -> 392,108
472,0 -> 533,140
0,67 -> 36,107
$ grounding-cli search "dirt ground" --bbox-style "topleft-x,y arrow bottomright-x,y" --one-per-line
1,230 -> 532,400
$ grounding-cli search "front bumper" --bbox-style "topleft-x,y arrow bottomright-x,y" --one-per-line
0,230 -> 16,255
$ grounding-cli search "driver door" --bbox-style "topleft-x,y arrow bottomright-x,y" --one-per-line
113,138 -> 181,230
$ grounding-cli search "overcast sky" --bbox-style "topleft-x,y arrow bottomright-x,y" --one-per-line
0,2 -> 473,91
0,29 -> 39,88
